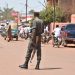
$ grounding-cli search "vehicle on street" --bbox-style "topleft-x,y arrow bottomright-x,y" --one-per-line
41,33 -> 51,44
0,24 -> 5,33
62,23 -> 75,46
11,29 -> 19,41
52,32 -> 61,48
1,29 -> 19,41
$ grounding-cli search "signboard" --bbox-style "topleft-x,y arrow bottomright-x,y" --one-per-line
11,11 -> 18,17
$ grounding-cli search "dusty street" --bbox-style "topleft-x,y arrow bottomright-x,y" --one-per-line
0,35 -> 75,75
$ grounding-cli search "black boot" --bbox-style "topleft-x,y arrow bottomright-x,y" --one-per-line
19,64 -> 28,69
19,59 -> 29,69
35,65 -> 39,70
35,61 -> 40,70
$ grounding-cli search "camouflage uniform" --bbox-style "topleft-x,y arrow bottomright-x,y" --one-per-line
19,16 -> 44,69
26,17 -> 43,68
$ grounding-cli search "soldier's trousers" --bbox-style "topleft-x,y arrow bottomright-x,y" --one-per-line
25,39 -> 41,63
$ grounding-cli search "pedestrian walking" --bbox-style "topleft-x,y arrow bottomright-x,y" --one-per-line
19,12 -> 44,70
7,25 -> 12,42
60,26 -> 66,46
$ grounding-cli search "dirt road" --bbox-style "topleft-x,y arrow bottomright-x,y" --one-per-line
0,35 -> 75,75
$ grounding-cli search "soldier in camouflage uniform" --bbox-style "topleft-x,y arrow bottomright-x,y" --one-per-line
19,12 -> 44,70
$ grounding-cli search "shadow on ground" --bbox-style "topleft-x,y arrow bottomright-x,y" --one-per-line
40,67 -> 62,70
29,67 -> 62,70
19,67 -> 62,70
65,46 -> 75,48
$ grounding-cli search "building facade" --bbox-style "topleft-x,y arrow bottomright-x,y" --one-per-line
47,0 -> 75,14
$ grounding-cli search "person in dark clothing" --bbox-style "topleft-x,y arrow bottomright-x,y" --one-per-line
7,25 -> 12,42
19,12 -> 44,70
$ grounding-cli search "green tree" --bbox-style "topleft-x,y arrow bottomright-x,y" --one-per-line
40,6 -> 66,24
28,9 -> 34,14
1,7 -> 14,20
3,7 -> 14,20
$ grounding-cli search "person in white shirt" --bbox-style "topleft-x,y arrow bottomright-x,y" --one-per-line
53,25 -> 61,37
19,27 -> 24,34
24,26 -> 31,33
52,25 -> 61,46
45,26 -> 49,33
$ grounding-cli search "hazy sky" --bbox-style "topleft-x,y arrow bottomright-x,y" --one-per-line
0,0 -> 46,12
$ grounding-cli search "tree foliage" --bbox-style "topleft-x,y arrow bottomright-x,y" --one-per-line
28,9 -> 34,14
0,7 -> 14,20
40,6 -> 66,24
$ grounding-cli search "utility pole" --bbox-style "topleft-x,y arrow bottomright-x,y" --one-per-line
53,0 -> 56,29
6,3 -> 8,22
26,0 -> 28,23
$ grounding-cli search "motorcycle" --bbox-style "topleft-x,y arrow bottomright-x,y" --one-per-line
52,33 -> 61,48
41,33 -> 51,44
19,31 -> 29,40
